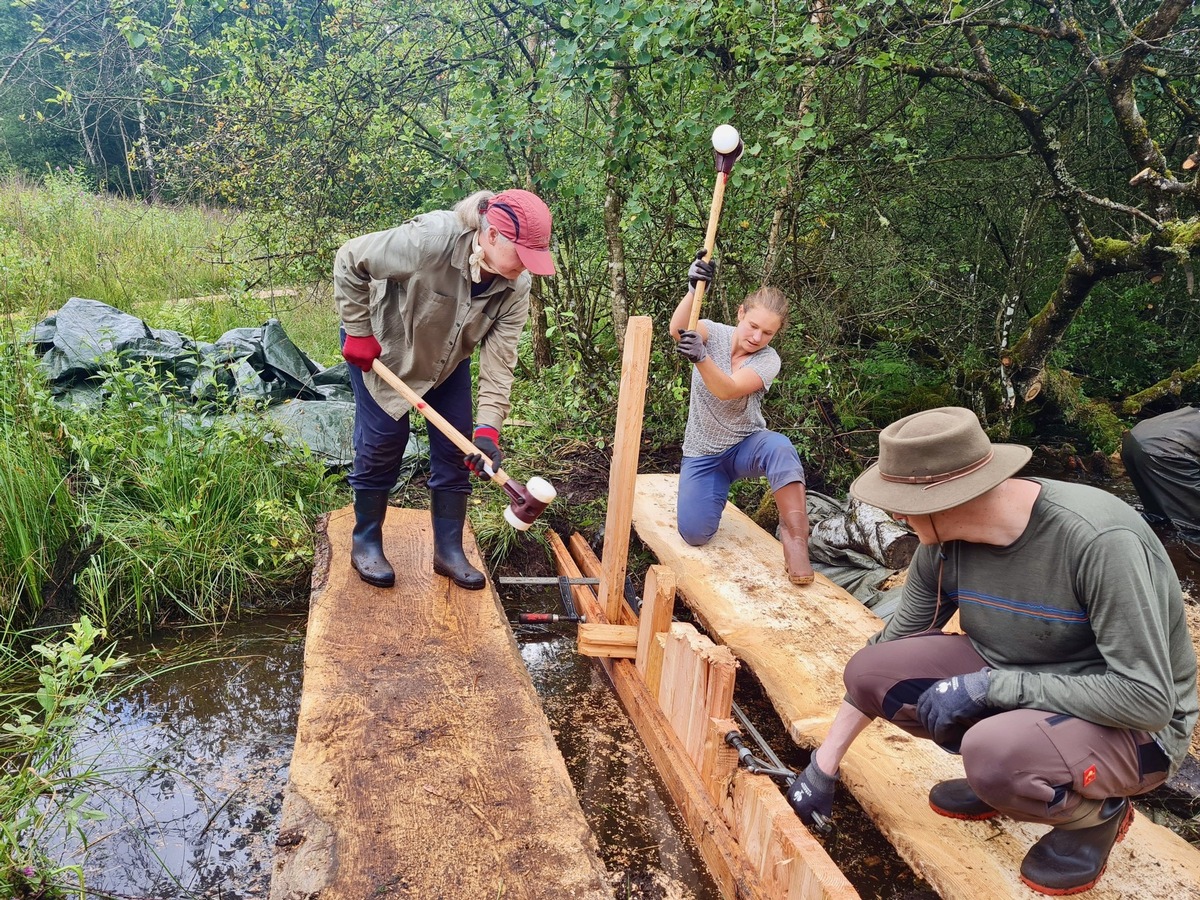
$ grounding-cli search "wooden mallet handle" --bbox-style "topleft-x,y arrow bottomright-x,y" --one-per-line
686,176 -> 728,331
370,358 -> 511,487
686,125 -> 743,332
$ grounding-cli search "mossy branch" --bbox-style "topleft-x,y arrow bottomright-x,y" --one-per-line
1121,360 -> 1200,416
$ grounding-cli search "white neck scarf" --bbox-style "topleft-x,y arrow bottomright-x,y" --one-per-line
469,232 -> 489,283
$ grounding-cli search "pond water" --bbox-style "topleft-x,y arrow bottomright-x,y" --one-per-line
61,608 -> 724,898
60,619 -> 305,898
52,469 -> 1200,899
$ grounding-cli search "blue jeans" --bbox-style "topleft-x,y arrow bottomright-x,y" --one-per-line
676,430 -> 805,546
343,333 -> 473,494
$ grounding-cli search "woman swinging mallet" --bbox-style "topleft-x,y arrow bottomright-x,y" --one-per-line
670,252 -> 815,585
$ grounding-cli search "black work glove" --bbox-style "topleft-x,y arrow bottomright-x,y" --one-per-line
676,330 -> 708,364
687,248 -> 715,290
915,668 -> 992,750
464,424 -> 503,477
786,758 -> 836,828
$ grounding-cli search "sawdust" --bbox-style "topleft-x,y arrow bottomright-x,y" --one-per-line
1183,593 -> 1200,761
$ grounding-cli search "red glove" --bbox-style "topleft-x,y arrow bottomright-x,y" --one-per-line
465,424 -> 503,477
342,333 -> 382,371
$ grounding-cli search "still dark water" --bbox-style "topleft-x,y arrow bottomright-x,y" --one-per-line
56,470 -> 1200,898
63,611 -> 722,898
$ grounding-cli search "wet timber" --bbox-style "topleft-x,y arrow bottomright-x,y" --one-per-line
270,505 -> 611,900
632,472 -> 1200,900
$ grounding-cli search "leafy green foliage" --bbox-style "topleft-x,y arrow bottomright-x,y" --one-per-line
1059,283 -> 1194,397
0,617 -> 128,899
62,361 -> 339,630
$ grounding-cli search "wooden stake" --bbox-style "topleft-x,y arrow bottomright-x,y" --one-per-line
636,565 -> 676,677
598,316 -> 652,623
700,716 -> 741,806
645,632 -> 667,699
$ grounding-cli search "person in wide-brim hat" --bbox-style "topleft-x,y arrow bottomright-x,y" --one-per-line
849,406 -> 1032,516
784,406 -> 1197,897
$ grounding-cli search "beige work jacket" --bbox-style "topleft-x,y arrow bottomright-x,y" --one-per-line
334,210 -> 531,430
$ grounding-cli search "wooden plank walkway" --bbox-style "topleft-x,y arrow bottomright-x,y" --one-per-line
632,473 -> 1200,900
270,504 -> 612,900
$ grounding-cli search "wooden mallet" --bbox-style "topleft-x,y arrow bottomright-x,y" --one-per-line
686,123 -> 745,331
370,359 -> 557,530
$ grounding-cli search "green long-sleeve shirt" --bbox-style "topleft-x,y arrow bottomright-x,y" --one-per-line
877,478 -> 1198,773
334,210 -> 531,430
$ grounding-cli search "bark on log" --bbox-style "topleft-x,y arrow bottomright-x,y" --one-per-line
810,500 -> 918,570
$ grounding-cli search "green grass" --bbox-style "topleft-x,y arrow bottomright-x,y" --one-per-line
0,170 -> 342,368
62,362 -> 341,631
0,175 -> 349,637
0,346 -> 78,621
0,171 -> 241,321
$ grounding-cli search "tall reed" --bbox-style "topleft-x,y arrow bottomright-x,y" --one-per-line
0,345 -> 77,622
63,361 -> 339,630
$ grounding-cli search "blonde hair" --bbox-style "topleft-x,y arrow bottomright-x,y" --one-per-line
455,190 -> 496,229
741,286 -> 789,329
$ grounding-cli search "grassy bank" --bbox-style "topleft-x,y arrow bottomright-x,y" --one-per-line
0,173 -> 351,897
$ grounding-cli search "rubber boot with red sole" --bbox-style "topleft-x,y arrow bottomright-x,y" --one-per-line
928,778 -> 999,821
1019,796 -> 1134,896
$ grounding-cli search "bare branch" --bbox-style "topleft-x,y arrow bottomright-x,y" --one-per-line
1077,190 -> 1163,230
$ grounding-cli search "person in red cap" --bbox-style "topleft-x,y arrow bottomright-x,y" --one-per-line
335,188 -> 555,590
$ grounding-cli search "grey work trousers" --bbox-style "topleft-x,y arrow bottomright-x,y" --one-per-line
844,632 -> 1170,826
1121,406 -> 1200,538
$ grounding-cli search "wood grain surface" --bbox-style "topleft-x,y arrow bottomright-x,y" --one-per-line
270,504 -> 612,900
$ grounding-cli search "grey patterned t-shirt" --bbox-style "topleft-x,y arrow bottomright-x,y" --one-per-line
682,320 -> 781,457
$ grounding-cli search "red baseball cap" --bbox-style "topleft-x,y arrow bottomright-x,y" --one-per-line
484,189 -> 555,276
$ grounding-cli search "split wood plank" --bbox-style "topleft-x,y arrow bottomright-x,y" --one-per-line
558,532 -> 859,900
598,315 -> 653,623
631,472 -> 1200,900
637,565 -> 676,676
270,506 -> 611,900
578,623 -> 638,658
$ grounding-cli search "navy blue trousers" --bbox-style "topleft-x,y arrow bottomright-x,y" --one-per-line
344,341 -> 473,495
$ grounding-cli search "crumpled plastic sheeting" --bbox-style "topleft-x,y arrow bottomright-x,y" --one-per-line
805,489 -> 907,621
24,297 -> 385,469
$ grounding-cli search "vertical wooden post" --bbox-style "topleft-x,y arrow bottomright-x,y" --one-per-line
636,565 -> 676,676
598,315 -> 652,623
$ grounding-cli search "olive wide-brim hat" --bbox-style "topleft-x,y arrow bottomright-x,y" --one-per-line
849,407 -> 1032,516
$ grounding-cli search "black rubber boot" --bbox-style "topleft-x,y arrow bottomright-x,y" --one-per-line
928,779 -> 998,821
1019,797 -> 1134,896
351,489 -> 395,588
431,491 -> 485,590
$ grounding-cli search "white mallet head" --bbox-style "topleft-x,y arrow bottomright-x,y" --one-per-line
711,124 -> 741,154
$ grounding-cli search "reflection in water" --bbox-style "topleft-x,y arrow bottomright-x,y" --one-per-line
56,616 -> 306,897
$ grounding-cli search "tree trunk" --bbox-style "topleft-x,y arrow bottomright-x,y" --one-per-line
603,69 -> 629,350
